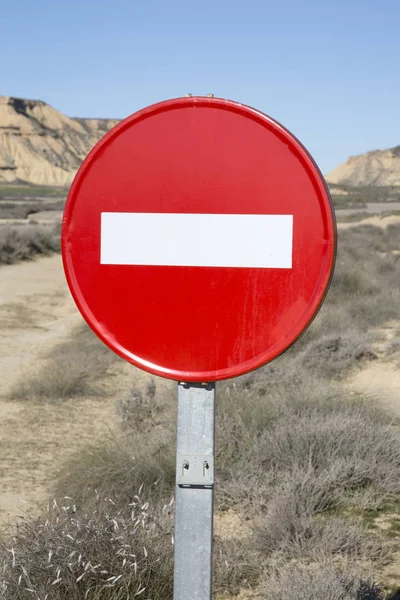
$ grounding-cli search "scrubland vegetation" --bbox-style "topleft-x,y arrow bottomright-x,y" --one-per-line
0,184 -> 64,264
329,183 -> 400,208
0,183 -> 67,198
1,222 -> 400,599
0,200 -> 64,221
11,325 -> 116,401
0,226 -> 60,265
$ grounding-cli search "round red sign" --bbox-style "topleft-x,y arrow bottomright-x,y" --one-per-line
62,96 -> 336,382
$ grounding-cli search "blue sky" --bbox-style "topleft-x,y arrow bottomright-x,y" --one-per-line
1,0 -> 398,174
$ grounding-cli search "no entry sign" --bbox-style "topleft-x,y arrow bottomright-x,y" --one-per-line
62,96 -> 336,382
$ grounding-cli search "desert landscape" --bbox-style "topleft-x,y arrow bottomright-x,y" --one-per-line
0,97 -> 400,599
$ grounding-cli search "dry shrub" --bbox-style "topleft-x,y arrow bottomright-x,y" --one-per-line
216,372 -> 400,519
297,331 -> 377,379
326,225 -> 400,332
116,387 -> 158,430
291,223 -> 400,349
55,431 -> 176,514
0,495 -> 174,600
213,536 -> 261,596
115,380 -> 170,433
262,564 -> 384,600
255,470 -> 386,563
0,497 -> 261,600
0,226 -> 60,265
258,411 -> 400,493
11,324 -> 116,401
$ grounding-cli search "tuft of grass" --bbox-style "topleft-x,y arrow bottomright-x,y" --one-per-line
11,324 -> 117,401
0,495 -> 261,600
213,536 -> 261,596
0,494 -> 174,600
54,431 -> 176,514
115,380 -> 164,432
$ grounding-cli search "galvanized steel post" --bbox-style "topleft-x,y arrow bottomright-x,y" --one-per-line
173,382 -> 215,600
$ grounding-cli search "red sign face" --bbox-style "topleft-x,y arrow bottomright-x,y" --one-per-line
62,97 -> 336,382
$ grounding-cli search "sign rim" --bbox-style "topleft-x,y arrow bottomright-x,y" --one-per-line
62,96 -> 337,382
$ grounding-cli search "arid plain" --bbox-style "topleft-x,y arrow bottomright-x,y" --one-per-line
1,96 -> 400,599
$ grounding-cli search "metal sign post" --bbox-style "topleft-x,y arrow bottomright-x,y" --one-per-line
173,382 -> 215,600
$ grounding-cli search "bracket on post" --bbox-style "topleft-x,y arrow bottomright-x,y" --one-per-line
177,454 -> 214,487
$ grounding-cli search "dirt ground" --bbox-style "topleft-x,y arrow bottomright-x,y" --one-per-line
0,255 -> 154,527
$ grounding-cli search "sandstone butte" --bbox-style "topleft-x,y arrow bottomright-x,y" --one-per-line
0,96 -> 119,187
1,95 -> 399,188
325,146 -> 400,187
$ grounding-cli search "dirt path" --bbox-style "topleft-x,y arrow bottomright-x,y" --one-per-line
348,362 -> 400,416
346,319 -> 400,416
0,255 -> 81,396
0,255 -> 158,528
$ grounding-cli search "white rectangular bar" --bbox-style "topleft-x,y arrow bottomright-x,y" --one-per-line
101,213 -> 293,269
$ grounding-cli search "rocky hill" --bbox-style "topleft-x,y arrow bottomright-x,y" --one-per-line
2,95 -> 399,190
326,146 -> 400,187
0,96 -> 119,187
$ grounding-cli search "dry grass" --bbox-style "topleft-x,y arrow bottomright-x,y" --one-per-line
0,495 -> 257,600
306,224 -> 400,339
262,564 -> 384,600
11,324 -> 117,401
255,471 -> 387,563
54,431 -> 176,514
0,226 -> 60,265
115,380 -> 163,432
297,330 -> 377,379
216,380 -> 400,514
0,183 -> 66,197
0,494 -> 174,600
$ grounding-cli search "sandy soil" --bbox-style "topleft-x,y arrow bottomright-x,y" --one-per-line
0,255 -> 152,527
348,363 -> 400,414
28,210 -> 63,223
